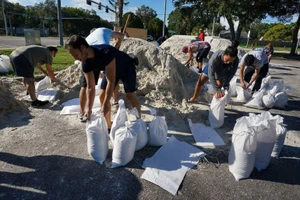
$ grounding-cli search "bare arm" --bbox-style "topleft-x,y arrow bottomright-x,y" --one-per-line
239,64 -> 246,88
102,59 -> 116,116
246,68 -> 261,88
84,71 -> 96,119
184,46 -> 194,65
45,64 -> 56,81
36,66 -> 48,76
112,32 -> 124,50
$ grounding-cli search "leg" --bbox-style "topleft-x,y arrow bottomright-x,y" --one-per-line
113,81 -> 119,104
24,77 -> 37,101
126,92 -> 141,117
189,74 -> 209,102
100,88 -> 112,128
252,64 -> 269,92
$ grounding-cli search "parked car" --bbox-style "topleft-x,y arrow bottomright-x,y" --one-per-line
147,35 -> 154,42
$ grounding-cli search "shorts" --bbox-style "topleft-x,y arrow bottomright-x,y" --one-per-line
10,52 -> 34,78
80,70 -> 101,87
101,65 -> 137,93
196,47 -> 210,63
202,63 -> 209,77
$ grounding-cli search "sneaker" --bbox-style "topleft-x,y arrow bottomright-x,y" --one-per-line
79,113 -> 84,120
198,68 -> 202,73
31,99 -> 49,107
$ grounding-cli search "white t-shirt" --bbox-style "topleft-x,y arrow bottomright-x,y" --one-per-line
86,28 -> 113,45
240,50 -> 269,69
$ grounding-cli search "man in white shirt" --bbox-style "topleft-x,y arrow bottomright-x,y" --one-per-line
239,50 -> 269,92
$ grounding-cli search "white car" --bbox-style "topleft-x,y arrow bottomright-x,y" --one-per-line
147,35 -> 154,41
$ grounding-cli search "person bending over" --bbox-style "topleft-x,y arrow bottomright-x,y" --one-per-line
65,35 -> 141,130
78,27 -> 124,122
10,45 -> 58,107
188,41 -> 239,102
239,50 -> 269,92
182,41 -> 211,73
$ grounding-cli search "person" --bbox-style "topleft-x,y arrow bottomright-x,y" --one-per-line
65,35 -> 141,130
156,35 -> 168,46
263,42 -> 274,62
182,41 -> 211,73
198,29 -> 205,41
78,28 -> 124,122
9,45 -> 58,107
188,41 -> 239,102
239,50 -> 269,93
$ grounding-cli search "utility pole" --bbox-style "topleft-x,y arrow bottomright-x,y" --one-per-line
2,0 -> 8,36
162,0 -> 167,36
57,0 -> 63,46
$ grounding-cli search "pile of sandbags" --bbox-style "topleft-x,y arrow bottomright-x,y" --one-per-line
86,99 -> 168,168
228,112 -> 287,181
244,76 -> 290,109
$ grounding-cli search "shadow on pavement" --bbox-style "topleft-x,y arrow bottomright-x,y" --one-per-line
0,152 -> 142,200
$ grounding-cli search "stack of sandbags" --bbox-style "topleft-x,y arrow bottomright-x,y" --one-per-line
228,111 -> 286,180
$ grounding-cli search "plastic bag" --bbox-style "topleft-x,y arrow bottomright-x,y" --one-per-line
244,89 -> 266,109
35,76 -> 52,91
236,86 -> 252,102
228,117 -> 257,181
111,122 -> 137,168
274,92 -> 288,109
0,55 -> 12,73
129,107 -> 148,151
110,99 -> 127,144
208,91 -> 228,129
229,76 -> 237,97
86,114 -> 109,164
148,107 -> 168,146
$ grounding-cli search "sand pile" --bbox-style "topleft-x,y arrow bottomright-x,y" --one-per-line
160,35 -> 246,64
0,78 -> 28,124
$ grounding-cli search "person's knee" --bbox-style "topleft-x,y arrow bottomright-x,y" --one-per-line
24,78 -> 34,85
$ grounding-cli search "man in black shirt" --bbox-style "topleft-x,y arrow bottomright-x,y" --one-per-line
65,35 -> 141,129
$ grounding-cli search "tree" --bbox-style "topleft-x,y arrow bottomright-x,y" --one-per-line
249,22 -> 273,40
267,0 -> 300,55
122,12 -> 144,29
147,17 -> 167,38
263,24 -> 293,41
108,0 -> 130,26
135,5 -> 157,28
173,0 -> 269,40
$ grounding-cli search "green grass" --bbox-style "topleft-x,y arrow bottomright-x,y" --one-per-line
0,47 -> 74,77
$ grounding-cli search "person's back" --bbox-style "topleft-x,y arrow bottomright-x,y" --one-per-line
13,45 -> 52,68
242,50 -> 268,69
188,41 -> 210,52
86,28 -> 113,45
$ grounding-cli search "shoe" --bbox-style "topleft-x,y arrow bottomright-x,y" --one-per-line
198,68 -> 202,73
187,98 -> 197,103
112,101 -> 118,106
79,114 -> 87,122
79,113 -> 84,120
31,99 -> 49,107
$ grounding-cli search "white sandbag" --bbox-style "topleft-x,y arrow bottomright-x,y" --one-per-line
229,76 -> 237,97
35,76 -> 52,91
254,112 -> 277,171
260,76 -> 271,90
244,89 -> 266,109
130,107 -> 148,151
86,114 -> 109,164
274,92 -> 288,109
111,122 -> 137,168
236,86 -> 252,102
110,99 -> 127,144
228,117 -> 257,181
0,55 -> 12,73
148,108 -> 168,146
271,124 -> 287,159
208,91 -> 228,129
262,94 -> 276,108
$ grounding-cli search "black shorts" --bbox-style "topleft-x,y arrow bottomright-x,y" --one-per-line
80,70 -> 101,88
10,52 -> 34,78
196,47 -> 211,63
101,65 -> 137,93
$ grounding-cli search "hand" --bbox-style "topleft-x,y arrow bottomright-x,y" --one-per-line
101,102 -> 111,117
245,83 -> 251,89
241,82 -> 247,89
214,91 -> 224,99
51,77 -> 57,82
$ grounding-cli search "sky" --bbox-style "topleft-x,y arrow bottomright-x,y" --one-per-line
7,0 -> 174,23
6,0 -> 298,28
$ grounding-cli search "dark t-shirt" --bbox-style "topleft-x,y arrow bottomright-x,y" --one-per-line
82,44 -> 133,77
157,36 -> 166,44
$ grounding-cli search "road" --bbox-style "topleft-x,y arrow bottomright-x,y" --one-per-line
0,36 -> 68,49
